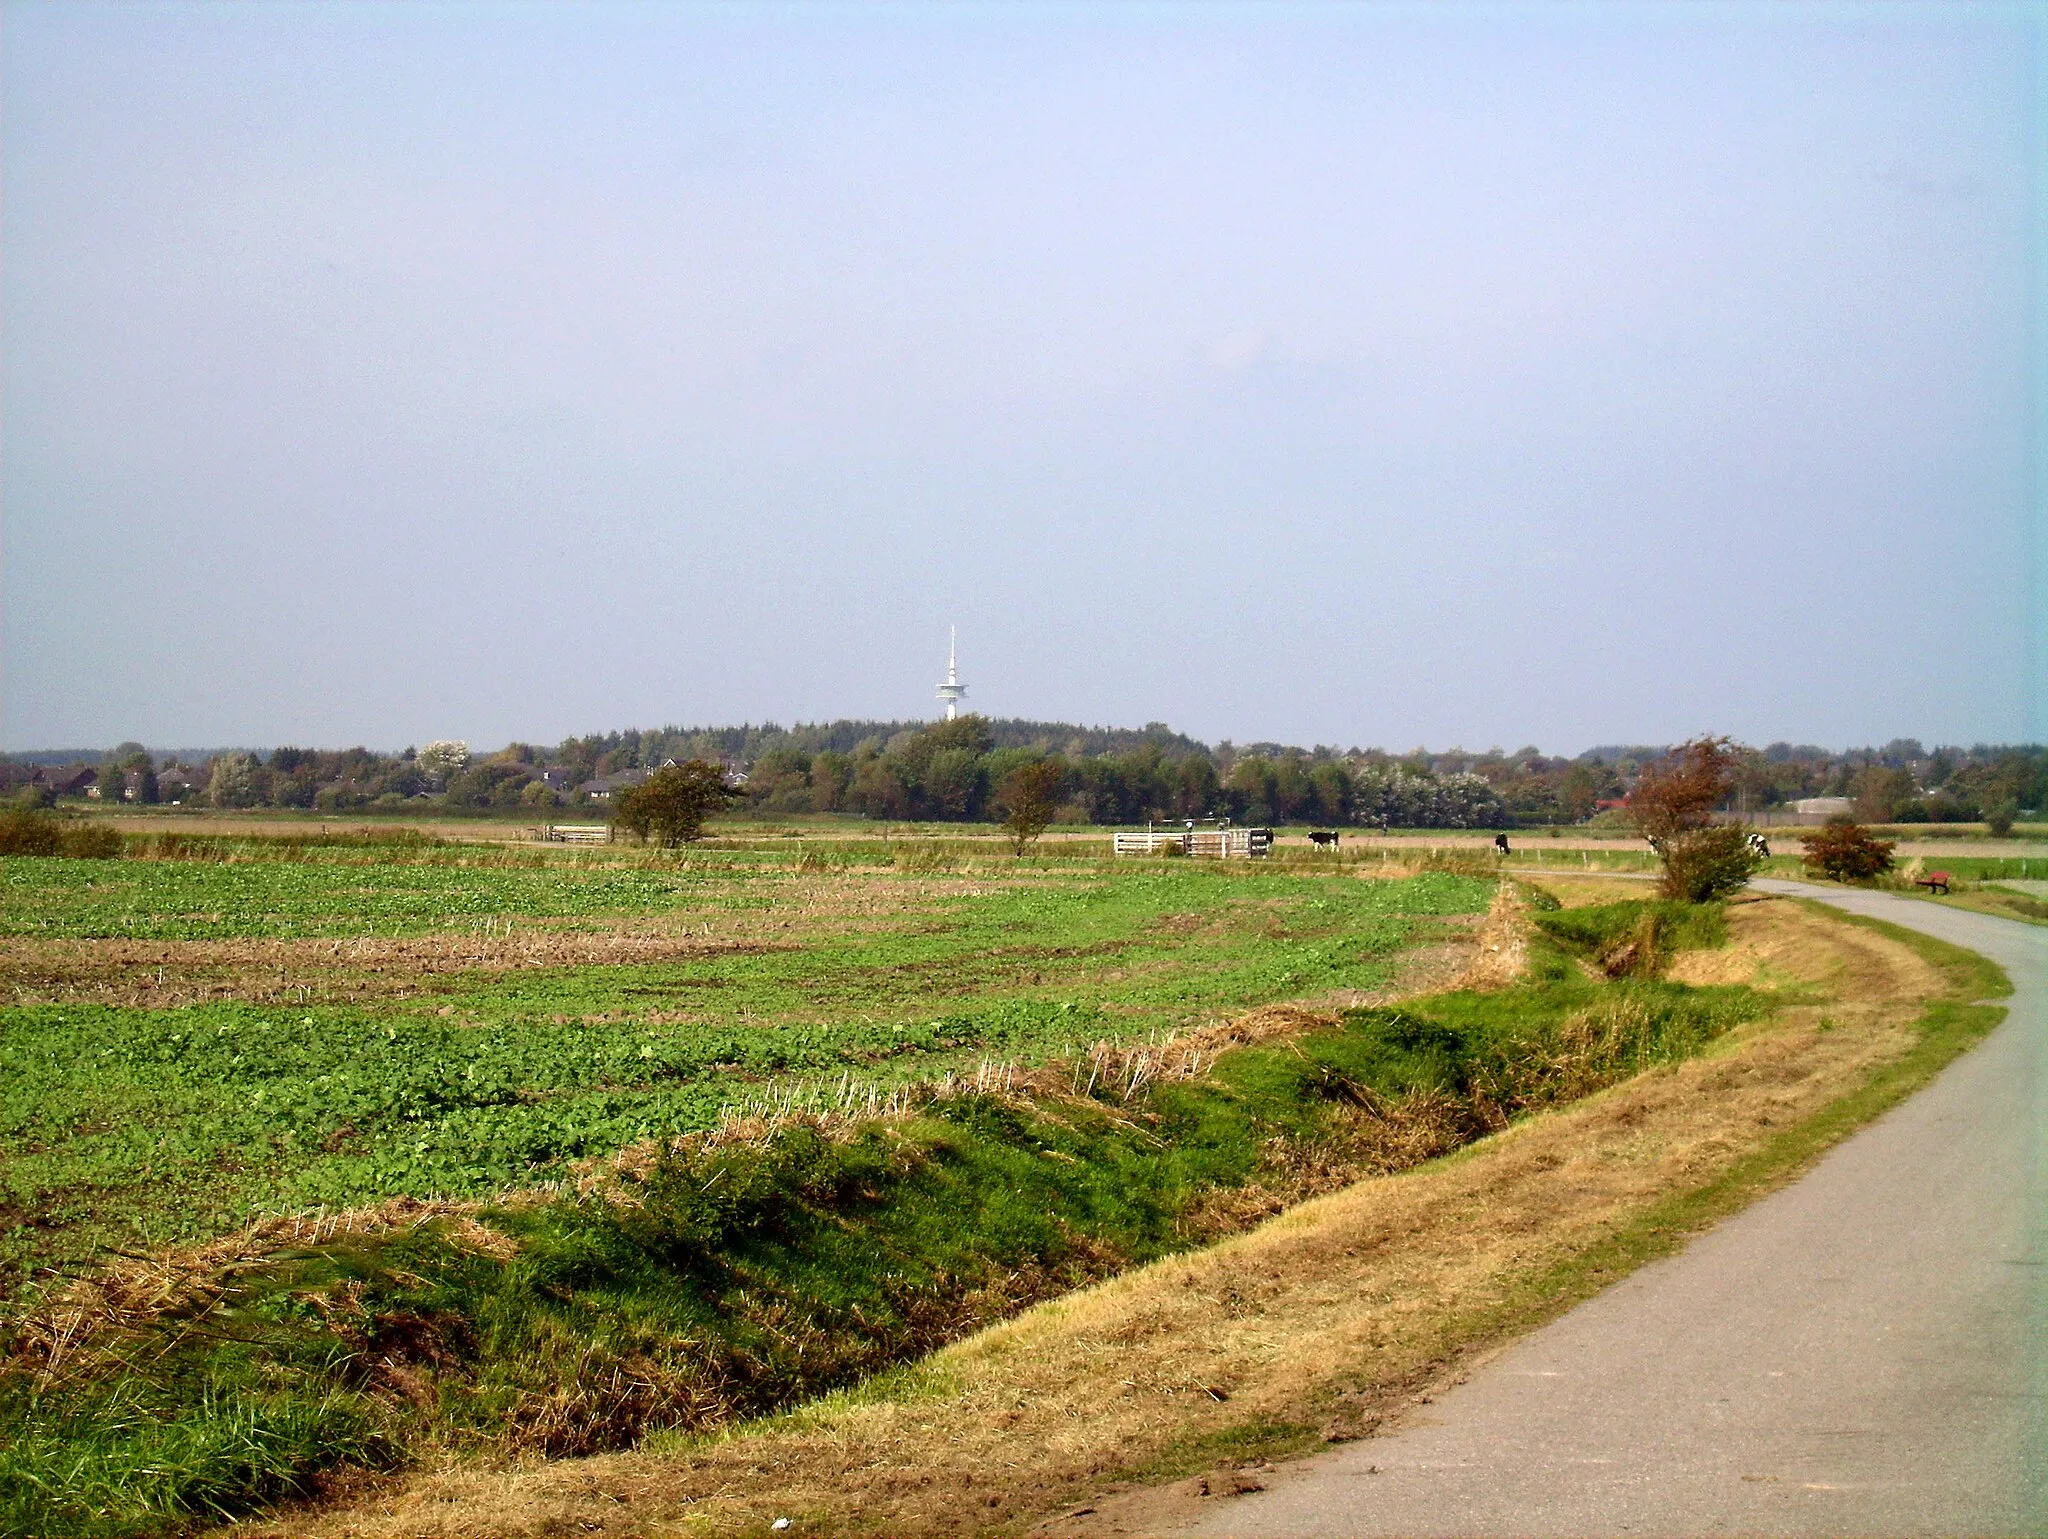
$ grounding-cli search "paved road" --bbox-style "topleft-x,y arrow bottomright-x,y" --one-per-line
1182,883 -> 2048,1538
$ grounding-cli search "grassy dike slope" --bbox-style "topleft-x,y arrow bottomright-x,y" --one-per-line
237,887 -> 2010,1539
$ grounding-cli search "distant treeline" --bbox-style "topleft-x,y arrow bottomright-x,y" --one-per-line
3,726 -> 2043,828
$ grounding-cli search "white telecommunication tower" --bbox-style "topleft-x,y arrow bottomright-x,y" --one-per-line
935,627 -> 967,720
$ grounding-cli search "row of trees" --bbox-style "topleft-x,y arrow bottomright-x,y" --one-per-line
7,724 -> 2042,829
735,719 -> 1511,829
620,732 -> 1915,890
1600,739 -> 2044,827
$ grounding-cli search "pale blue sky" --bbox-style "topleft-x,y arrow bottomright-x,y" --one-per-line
3,1 -> 2040,753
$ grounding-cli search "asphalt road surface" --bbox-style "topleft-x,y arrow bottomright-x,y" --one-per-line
1181,883 -> 2047,1538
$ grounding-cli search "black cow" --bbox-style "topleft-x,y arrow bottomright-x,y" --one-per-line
1494,833 -> 1511,857
1748,832 -> 1771,859
1309,830 -> 1341,851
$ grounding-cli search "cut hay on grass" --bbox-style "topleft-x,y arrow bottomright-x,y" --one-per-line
1454,882 -> 1532,991
229,896 -> 1996,1539
8,1197 -> 512,1390
565,1002 -> 1348,1197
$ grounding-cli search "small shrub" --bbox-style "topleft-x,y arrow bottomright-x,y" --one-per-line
1800,818 -> 1895,882
611,761 -> 740,847
1657,825 -> 1761,901
0,811 -> 63,856
892,841 -> 955,873
1985,800 -> 2018,838
0,813 -> 125,859
64,824 -> 125,858
995,759 -> 1064,855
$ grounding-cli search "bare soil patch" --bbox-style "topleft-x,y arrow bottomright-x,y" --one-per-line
0,931 -> 794,1009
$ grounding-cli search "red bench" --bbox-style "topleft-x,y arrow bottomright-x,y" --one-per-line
1915,870 -> 1952,895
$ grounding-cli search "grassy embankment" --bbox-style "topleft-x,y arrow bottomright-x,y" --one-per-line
0,842 -> 1769,1537
258,883 -> 2005,1539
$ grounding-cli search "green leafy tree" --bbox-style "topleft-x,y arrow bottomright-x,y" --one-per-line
207,752 -> 261,809
1226,757 -> 1279,824
997,758 -> 1066,854
808,751 -> 854,812
611,761 -> 739,847
920,747 -> 987,820
848,754 -> 912,819
1985,799 -> 2019,838
1172,755 -> 1220,819
918,714 -> 995,757
745,749 -> 816,813
1309,762 -> 1353,825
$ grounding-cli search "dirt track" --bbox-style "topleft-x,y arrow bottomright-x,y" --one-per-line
1177,882 -> 2047,1538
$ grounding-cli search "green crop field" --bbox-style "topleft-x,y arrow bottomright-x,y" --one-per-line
0,847 -> 1491,1293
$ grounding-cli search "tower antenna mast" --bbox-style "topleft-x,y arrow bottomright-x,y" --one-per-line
935,627 -> 967,721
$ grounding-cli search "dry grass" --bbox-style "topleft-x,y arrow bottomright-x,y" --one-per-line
1666,895 -> 1943,996
1515,873 -> 1660,908
224,895 -> 1953,1539
1453,883 -> 1532,991
578,1001 -> 1350,1198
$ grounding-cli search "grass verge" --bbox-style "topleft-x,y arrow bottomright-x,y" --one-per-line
1417,905 -> 2009,1387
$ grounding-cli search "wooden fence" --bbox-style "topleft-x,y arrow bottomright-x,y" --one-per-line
1112,826 -> 1272,859
536,823 -> 611,844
